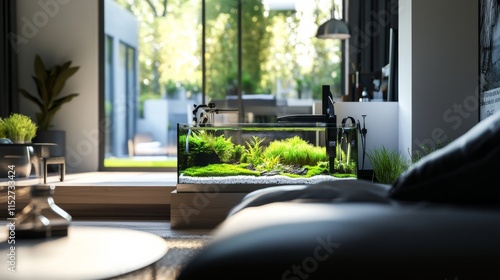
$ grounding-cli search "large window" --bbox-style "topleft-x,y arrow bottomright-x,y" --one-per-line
101,0 -> 345,170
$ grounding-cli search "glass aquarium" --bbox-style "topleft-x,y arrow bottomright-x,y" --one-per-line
177,122 -> 358,192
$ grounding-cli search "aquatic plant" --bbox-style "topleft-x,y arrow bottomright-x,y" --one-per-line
208,134 -> 235,162
179,132 -> 357,179
333,142 -> 357,175
282,163 -> 329,178
263,136 -> 327,166
183,163 -> 260,177
178,131 -> 222,170
232,144 -> 245,163
242,136 -> 266,166
257,155 -> 283,173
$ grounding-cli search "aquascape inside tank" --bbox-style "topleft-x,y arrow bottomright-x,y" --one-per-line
177,86 -> 365,192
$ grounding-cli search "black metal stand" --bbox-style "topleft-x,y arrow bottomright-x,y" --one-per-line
31,143 -> 65,183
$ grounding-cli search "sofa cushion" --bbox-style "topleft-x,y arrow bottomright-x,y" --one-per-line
228,179 -> 391,216
178,202 -> 500,280
390,112 -> 500,204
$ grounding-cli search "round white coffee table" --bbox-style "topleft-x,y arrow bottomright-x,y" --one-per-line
0,226 -> 168,280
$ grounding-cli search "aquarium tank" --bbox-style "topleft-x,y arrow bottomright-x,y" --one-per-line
176,86 -> 359,192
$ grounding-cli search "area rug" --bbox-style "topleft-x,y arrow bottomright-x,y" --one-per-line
112,235 -> 213,280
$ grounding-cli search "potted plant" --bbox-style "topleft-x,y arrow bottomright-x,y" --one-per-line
366,146 -> 410,184
19,54 -> 80,157
0,113 -> 38,178
1,113 -> 38,143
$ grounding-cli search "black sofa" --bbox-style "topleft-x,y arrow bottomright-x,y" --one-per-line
177,112 -> 500,280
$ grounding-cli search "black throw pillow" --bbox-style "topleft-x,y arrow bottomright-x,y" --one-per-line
228,179 -> 391,216
389,112 -> 500,204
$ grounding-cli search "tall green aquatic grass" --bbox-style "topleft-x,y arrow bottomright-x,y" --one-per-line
263,136 -> 327,166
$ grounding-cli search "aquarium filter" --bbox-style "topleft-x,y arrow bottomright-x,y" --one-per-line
187,102 -> 239,155
192,102 -> 239,127
339,116 -> 357,168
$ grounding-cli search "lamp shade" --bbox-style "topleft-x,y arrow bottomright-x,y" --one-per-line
316,18 -> 350,40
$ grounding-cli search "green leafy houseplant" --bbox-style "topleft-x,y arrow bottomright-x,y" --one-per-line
0,113 -> 38,143
19,55 -> 80,131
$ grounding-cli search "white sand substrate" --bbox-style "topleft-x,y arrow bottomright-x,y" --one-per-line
178,174 -> 355,185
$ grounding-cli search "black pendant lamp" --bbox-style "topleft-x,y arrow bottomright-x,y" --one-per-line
316,6 -> 350,40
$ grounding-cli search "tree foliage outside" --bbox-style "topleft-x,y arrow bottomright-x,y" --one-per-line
114,0 -> 344,104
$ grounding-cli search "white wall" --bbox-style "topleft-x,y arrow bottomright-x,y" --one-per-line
17,0 -> 99,172
399,0 -> 479,156
334,102 -> 399,170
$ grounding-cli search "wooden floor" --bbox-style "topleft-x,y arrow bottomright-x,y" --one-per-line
74,220 -> 211,237
0,172 -> 210,237
0,219 -> 211,238
0,171 -> 179,220
0,172 -> 214,279
3,171 -> 179,187
0,171 -> 242,230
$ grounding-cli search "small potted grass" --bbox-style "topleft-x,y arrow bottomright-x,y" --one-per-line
2,113 -> 38,143
0,113 -> 38,178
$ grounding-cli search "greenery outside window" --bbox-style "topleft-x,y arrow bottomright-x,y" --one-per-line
100,0 -> 345,170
